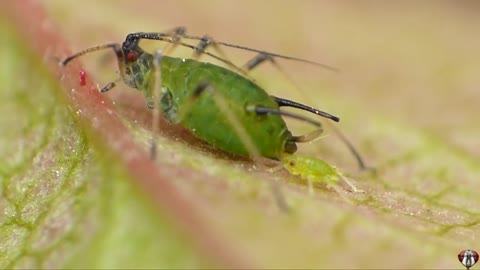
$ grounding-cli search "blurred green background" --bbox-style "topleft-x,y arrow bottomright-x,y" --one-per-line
1,1 -> 479,268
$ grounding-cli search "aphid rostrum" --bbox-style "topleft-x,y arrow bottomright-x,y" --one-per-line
62,27 -> 368,187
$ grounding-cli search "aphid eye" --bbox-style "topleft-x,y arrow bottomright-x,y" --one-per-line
289,161 -> 295,166
126,51 -> 138,62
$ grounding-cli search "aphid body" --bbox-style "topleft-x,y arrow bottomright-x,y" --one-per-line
282,154 -> 363,194
123,44 -> 295,159
282,155 -> 341,186
62,29 -> 366,171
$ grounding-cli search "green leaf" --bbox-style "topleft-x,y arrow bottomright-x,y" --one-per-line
2,1 -> 479,269
0,20 -> 207,269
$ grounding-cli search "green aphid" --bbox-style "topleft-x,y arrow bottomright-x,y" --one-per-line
281,154 -> 362,194
282,155 -> 341,185
62,27 -> 368,186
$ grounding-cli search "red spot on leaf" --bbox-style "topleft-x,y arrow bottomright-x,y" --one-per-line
79,69 -> 87,86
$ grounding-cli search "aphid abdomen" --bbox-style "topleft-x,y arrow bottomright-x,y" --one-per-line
161,57 -> 294,159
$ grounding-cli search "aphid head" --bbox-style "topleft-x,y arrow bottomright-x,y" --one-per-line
122,34 -> 145,63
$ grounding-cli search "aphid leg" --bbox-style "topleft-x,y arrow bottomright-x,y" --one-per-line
325,122 -> 370,171
62,43 -> 129,95
273,96 -> 369,171
245,105 -> 324,143
173,32 -> 339,70
338,174 -> 364,193
182,82 -> 261,158
179,82 -> 290,212
246,105 -> 343,204
243,52 -> 305,92
269,180 -> 291,213
243,53 -> 272,71
127,32 -> 338,78
149,50 -> 164,160
189,35 -> 250,78
327,171 -> 362,205
328,184 -> 356,205
191,36 -> 231,64
101,82 -> 116,93
268,163 -> 285,174
100,77 -> 123,93
164,26 -> 187,36
159,26 -> 188,56
307,176 -> 315,196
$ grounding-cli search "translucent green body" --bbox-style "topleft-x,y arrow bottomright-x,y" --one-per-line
125,53 -> 294,159
281,155 -> 341,185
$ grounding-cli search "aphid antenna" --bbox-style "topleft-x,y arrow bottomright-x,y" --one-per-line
127,32 -> 339,73
61,43 -> 122,66
125,33 -> 246,75
61,43 -> 129,95
175,33 -> 339,72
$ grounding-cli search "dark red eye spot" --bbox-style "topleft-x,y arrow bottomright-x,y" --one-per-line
126,52 -> 138,62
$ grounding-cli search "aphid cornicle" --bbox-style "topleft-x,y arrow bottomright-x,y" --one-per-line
62,27 -> 367,171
